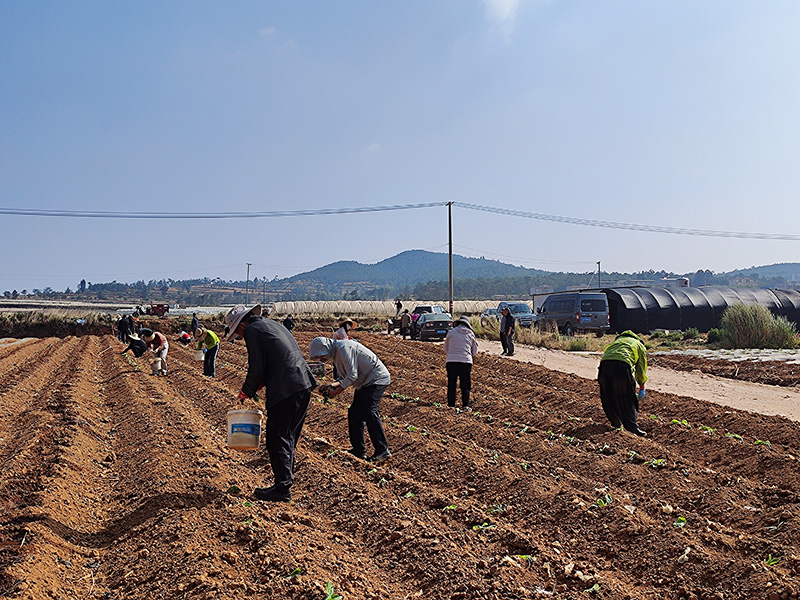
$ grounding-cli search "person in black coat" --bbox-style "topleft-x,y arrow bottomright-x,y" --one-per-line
226,305 -> 317,503
121,333 -> 147,358
282,314 -> 296,332
500,306 -> 515,356
191,313 -> 199,334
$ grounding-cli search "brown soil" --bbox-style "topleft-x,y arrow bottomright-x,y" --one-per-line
649,355 -> 800,388
2,331 -> 800,600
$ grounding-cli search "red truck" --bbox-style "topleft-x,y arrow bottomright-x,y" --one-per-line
145,303 -> 170,317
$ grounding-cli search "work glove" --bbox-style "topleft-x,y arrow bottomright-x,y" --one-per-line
237,390 -> 248,403
638,389 -> 646,400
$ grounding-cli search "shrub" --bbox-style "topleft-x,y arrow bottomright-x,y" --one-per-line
718,303 -> 798,349
683,327 -> 700,340
706,328 -> 722,344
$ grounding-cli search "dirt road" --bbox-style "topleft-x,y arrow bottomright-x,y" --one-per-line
477,339 -> 800,422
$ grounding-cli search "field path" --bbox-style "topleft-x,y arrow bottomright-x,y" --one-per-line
476,339 -> 800,422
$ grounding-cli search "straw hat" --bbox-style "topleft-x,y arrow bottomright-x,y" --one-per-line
339,318 -> 358,329
128,333 -> 140,341
224,304 -> 262,339
194,327 -> 207,342
142,332 -> 155,342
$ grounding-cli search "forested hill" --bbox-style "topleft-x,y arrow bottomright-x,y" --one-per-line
285,250 -> 546,288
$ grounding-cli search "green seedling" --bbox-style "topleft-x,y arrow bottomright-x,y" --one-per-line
328,449 -> 338,456
367,468 -> 377,474
766,517 -> 785,531
242,501 -> 253,508
407,425 -> 418,432
488,504 -> 506,514
442,504 -> 457,512
598,443 -> 610,454
472,522 -> 496,532
673,517 -> 687,528
564,436 -> 577,446
240,517 -> 254,525
520,462 -> 529,471
403,491 -> 415,498
568,416 -> 580,421
546,430 -> 557,439
649,414 -> 662,421
515,554 -> 535,567
754,439 -> 772,448
519,425 -> 529,434
324,582 -> 343,600
698,425 -> 716,434
670,418 -> 690,428
765,554 -> 781,566
584,583 -> 600,593
725,433 -> 743,441
285,567 -> 302,580
225,485 -> 242,495
504,421 -> 513,428
596,494 -> 613,508
626,450 -> 638,462
648,458 -> 666,469
378,478 -> 388,487
433,402 -> 442,408
488,453 -> 499,464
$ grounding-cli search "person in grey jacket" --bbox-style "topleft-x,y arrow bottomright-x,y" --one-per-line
309,337 -> 392,463
443,316 -> 479,409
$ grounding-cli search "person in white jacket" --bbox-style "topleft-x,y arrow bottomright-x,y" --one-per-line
443,316 -> 479,409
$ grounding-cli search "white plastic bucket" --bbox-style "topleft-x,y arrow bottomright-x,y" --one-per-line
194,350 -> 204,361
151,358 -> 163,372
226,409 -> 263,451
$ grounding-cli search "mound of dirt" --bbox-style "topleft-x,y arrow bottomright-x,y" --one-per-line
1,331 -> 799,599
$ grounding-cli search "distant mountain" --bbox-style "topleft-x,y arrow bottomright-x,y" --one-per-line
721,263 -> 800,280
283,250 -> 546,288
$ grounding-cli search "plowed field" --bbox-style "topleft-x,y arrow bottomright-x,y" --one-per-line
1,331 -> 799,600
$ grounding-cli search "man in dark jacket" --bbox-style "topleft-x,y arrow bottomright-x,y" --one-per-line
500,305 -> 515,356
226,304 -> 317,502
121,333 -> 147,358
191,313 -> 199,335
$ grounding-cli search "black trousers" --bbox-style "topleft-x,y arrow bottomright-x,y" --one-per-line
266,389 -> 311,490
349,384 -> 390,456
446,362 -> 472,407
500,331 -> 514,355
597,360 -> 640,433
203,344 -> 219,377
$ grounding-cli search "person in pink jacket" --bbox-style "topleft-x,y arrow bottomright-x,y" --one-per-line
142,328 -> 169,376
443,316 -> 478,409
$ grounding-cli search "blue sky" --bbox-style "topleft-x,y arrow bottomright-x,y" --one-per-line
2,1 -> 800,292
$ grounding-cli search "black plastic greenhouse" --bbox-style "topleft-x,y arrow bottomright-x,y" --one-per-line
602,286 -> 800,333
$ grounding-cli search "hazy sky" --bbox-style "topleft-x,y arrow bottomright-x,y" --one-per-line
3,1 -> 800,292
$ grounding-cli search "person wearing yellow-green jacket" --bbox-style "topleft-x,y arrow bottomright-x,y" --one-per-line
597,330 -> 648,436
195,327 -> 221,378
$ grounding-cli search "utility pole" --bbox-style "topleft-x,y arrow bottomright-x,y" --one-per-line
447,202 -> 454,315
597,261 -> 601,289
245,263 -> 252,304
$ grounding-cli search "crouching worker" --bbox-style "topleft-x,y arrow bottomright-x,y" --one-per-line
177,330 -> 193,346
195,327 -> 220,377
225,304 -> 317,503
597,330 -> 648,437
309,337 -> 392,463
121,333 -> 147,358
141,328 -> 169,376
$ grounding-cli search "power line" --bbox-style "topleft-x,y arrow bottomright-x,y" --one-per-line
0,203 -> 446,219
3,200 -> 799,241
455,202 -> 800,241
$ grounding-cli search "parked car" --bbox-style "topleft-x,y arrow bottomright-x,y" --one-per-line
415,312 -> 453,341
536,292 -> 609,336
480,307 -> 498,326
410,304 -> 450,337
496,301 -> 536,327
